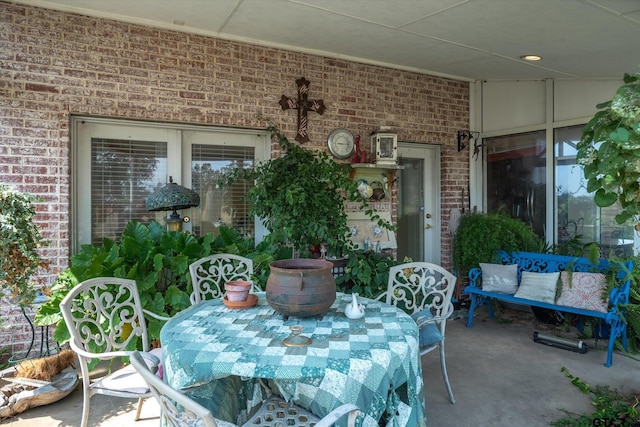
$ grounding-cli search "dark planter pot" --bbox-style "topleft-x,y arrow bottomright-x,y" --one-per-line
266,258 -> 336,319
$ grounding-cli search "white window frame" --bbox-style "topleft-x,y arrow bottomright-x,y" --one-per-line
71,116 -> 269,253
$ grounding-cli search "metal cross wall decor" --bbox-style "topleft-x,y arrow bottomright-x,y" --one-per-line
279,77 -> 326,143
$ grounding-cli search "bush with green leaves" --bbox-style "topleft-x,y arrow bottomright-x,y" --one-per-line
0,184 -> 49,309
35,221 -> 280,344
452,211 -> 544,273
335,250 -> 400,299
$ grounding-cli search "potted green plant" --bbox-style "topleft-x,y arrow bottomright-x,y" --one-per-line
576,72 -> 640,227
0,184 -> 49,313
219,122 -> 391,257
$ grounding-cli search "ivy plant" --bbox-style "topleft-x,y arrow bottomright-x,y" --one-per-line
0,184 -> 49,310
576,73 -> 640,227
219,123 -> 392,256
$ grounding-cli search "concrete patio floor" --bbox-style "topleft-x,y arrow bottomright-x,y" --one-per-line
1,306 -> 639,427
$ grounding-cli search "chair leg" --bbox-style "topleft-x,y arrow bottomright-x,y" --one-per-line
439,343 -> 455,404
80,382 -> 91,427
134,397 -> 145,421
466,296 -> 477,327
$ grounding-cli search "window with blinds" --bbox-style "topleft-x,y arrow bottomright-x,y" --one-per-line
74,117 -> 266,251
91,138 -> 167,245
191,144 -> 255,238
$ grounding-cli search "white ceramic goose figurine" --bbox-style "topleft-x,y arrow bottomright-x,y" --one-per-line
345,293 -> 365,320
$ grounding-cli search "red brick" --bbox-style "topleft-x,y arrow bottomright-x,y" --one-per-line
0,2 -> 470,351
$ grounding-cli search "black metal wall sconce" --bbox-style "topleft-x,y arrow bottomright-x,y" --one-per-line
457,130 -> 480,152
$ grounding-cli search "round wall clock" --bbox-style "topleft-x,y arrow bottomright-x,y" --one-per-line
327,128 -> 355,159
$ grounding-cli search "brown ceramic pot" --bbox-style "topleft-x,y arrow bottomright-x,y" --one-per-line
266,258 -> 336,319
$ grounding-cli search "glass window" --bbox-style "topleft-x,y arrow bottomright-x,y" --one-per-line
74,118 -> 267,252
90,138 -> 167,245
191,143 -> 255,238
485,130 -> 547,237
554,125 -> 633,257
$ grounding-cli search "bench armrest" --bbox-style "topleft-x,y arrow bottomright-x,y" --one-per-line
608,259 -> 634,307
466,267 -> 482,290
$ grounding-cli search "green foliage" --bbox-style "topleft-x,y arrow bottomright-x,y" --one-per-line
34,221 -> 282,343
576,73 -> 640,226
580,252 -> 640,354
452,211 -> 544,273
219,122 -> 392,255
0,184 -> 49,309
617,255 -> 640,354
335,250 -> 400,299
551,367 -> 640,426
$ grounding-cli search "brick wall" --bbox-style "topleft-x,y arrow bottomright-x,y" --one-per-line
0,1 -> 469,354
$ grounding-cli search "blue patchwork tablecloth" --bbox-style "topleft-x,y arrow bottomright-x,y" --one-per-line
160,292 -> 427,427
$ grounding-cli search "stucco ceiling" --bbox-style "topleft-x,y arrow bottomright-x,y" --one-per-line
14,0 -> 640,81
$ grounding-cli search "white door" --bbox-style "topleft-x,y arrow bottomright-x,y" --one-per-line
397,143 -> 440,263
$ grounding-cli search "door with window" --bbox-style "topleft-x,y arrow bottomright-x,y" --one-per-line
73,118 -> 267,252
397,143 -> 440,263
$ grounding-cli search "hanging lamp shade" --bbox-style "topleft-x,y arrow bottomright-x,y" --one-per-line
145,176 -> 200,212
146,177 -> 200,232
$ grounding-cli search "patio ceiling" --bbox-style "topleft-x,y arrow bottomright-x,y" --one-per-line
14,0 -> 640,82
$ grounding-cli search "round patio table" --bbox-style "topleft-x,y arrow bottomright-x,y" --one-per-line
160,292 -> 427,427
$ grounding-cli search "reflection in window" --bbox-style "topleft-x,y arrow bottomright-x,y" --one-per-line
485,130 -> 546,237
91,139 -> 166,245
554,126 -> 633,257
191,144 -> 255,238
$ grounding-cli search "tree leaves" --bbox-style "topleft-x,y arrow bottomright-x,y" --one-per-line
576,73 -> 640,226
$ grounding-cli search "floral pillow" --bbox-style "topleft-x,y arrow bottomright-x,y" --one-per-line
480,263 -> 518,294
556,272 -> 609,313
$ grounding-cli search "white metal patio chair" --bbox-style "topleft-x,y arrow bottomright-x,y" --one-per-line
60,277 -> 163,427
377,261 -> 457,404
130,351 -> 361,427
189,254 -> 257,304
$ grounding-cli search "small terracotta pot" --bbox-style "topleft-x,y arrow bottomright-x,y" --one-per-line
224,280 -> 251,302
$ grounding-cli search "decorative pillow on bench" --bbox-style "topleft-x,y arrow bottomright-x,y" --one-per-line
513,271 -> 560,304
556,272 -> 609,313
480,263 -> 518,294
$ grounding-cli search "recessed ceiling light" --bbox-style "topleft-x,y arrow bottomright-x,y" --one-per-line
173,20 -> 185,26
520,55 -> 542,61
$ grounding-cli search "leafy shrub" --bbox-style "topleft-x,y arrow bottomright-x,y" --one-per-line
35,221 -> 282,343
452,211 -> 544,273
335,250 -> 400,299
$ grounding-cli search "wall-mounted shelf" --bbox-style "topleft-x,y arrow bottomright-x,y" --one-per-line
349,163 -> 403,184
350,163 -> 404,170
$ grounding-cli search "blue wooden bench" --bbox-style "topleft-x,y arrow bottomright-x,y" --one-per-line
464,251 -> 633,367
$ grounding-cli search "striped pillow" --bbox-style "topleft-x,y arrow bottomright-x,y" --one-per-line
513,271 -> 560,304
